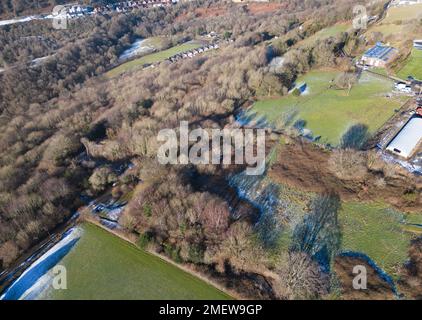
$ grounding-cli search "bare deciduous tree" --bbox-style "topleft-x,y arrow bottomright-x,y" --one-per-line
275,251 -> 330,300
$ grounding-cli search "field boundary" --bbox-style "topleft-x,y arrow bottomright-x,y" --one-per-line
84,217 -> 241,300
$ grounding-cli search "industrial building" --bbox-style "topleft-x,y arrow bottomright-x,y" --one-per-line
386,115 -> 422,158
361,43 -> 399,68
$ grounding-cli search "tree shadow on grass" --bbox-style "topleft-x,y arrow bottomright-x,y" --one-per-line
290,194 -> 342,272
340,124 -> 369,150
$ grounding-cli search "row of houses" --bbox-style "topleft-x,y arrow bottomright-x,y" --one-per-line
62,0 -> 175,17
93,0 -> 174,13
166,43 -> 221,63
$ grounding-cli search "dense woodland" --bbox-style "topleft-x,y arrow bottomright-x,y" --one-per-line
1,0 -> 420,299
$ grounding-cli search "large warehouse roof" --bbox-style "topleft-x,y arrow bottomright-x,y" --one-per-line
387,116 -> 422,158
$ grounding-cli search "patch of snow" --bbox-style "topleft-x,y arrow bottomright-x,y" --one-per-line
100,219 -> 121,230
301,87 -> 310,95
107,207 -> 124,221
268,56 -> 284,73
30,55 -> 52,67
381,150 -> 422,175
118,38 -> 156,62
0,227 -> 82,300
0,15 -> 41,27
235,109 -> 270,128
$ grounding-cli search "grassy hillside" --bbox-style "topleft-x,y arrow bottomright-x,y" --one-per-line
297,24 -> 350,48
106,42 -> 203,77
250,70 -> 405,146
397,48 -> 422,80
340,202 -> 420,276
364,4 -> 422,46
44,223 -> 231,300
383,4 -> 422,24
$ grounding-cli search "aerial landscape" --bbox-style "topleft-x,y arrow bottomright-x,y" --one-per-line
0,0 -> 421,305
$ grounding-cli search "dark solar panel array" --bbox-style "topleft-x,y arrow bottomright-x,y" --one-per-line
364,43 -> 396,61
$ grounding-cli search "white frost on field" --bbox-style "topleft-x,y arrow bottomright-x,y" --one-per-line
0,227 -> 82,300
268,56 -> 284,73
0,16 -> 40,26
118,39 -> 156,61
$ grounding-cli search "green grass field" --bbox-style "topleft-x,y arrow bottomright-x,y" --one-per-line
363,4 -> 422,46
106,41 -> 203,77
45,223 -> 231,300
397,48 -> 422,80
383,4 -> 422,24
367,24 -> 404,38
339,202 -> 418,276
250,70 -> 405,145
297,24 -> 350,48
265,183 -> 418,276
371,67 -> 389,77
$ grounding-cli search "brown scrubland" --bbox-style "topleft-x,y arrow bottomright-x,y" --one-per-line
1,0 -> 421,300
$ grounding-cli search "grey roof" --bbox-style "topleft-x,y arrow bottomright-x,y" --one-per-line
387,116 -> 422,158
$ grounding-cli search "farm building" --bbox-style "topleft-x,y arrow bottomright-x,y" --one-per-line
395,83 -> 412,93
414,40 -> 422,50
386,115 -> 422,158
361,43 -> 399,68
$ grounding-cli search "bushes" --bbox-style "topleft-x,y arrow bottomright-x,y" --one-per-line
334,72 -> 358,90
0,165 -> 25,192
42,134 -> 81,166
274,251 -> 330,299
0,0 -> 380,296
143,204 -> 152,217
291,87 -> 301,97
89,166 -> 117,192
122,169 -> 232,266
328,149 -> 368,181
187,242 -> 205,264
137,232 -> 153,249
0,241 -> 19,269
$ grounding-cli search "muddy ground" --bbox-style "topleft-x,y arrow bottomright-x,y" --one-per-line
269,138 -> 422,212
333,255 -> 395,300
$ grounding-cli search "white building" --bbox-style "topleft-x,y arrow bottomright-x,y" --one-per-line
395,83 -> 413,93
386,116 -> 422,158
414,40 -> 422,50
